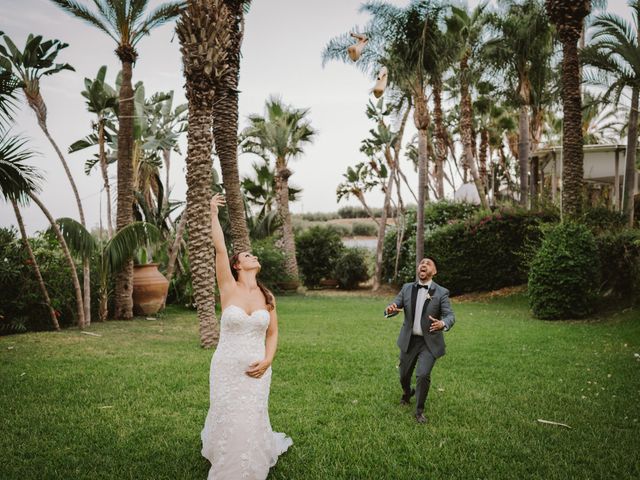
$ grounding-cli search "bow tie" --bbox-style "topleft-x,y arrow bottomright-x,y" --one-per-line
417,284 -> 430,290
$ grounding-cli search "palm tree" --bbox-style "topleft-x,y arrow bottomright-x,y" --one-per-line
323,0 -> 443,274
546,0 -> 591,219
241,161 -> 302,218
213,0 -> 252,253
336,162 -> 382,226
77,65 -> 118,236
0,32 -> 95,324
582,1 -> 638,225
50,0 -> 184,319
177,0 -> 231,347
446,3 -> 490,209
485,0 -> 555,207
241,97 -> 316,281
56,218 -> 160,322
0,129 -> 60,330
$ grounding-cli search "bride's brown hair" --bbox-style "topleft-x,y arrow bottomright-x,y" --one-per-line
229,252 -> 275,311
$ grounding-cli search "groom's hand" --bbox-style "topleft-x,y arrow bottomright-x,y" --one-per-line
429,316 -> 445,332
385,303 -> 400,316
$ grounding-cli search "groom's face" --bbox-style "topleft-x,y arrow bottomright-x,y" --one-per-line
417,258 -> 436,281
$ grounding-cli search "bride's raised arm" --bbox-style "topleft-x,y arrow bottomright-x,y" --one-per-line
210,194 -> 235,293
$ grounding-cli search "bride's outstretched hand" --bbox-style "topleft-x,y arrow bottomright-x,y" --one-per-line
246,359 -> 271,378
210,193 -> 225,216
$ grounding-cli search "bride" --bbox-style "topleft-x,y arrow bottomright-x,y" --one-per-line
201,193 -> 292,480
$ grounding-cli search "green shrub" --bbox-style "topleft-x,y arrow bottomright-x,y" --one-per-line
252,237 -> 287,291
421,200 -> 479,232
295,226 -> 345,288
338,206 -> 371,219
528,222 -> 600,320
582,207 -> 627,234
352,222 -> 377,236
0,228 -> 82,332
334,248 -> 370,289
595,229 -> 640,300
327,223 -> 352,237
382,207 -> 555,292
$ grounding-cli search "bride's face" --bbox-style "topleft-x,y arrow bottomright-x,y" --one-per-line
235,251 -> 261,273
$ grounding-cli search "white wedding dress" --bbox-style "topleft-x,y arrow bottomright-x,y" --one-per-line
201,305 -> 292,480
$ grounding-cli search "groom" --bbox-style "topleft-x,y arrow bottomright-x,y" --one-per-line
385,256 -> 455,424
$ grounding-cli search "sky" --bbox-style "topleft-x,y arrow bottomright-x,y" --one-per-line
0,0 -> 633,234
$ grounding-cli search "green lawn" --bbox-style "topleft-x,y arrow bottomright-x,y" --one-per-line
1,293 -> 639,479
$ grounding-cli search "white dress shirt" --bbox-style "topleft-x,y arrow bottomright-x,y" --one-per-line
412,281 -> 432,335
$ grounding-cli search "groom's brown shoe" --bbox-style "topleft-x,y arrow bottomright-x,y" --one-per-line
400,388 -> 415,405
415,412 -> 428,424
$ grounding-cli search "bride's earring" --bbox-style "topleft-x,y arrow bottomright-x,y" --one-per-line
347,32 -> 368,62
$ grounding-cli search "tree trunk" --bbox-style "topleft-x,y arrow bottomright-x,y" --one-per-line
560,36 -> 584,219
185,93 -> 219,348
373,173 -> 395,291
623,86 -> 638,227
11,200 -> 60,331
479,128 -> 489,194
414,91 -> 430,268
433,79 -> 446,200
518,105 -> 530,207
163,148 -> 171,209
355,191 -> 379,227
98,119 -> 114,238
165,211 -> 188,285
212,0 -> 251,253
26,91 -> 92,325
274,158 -> 299,280
28,192 -> 85,328
114,59 -> 136,319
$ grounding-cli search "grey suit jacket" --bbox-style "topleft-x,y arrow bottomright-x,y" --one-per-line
386,281 -> 455,358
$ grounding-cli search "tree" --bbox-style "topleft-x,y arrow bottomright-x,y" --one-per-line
213,0 -> 252,253
0,129 -> 60,330
177,0 -> 231,347
546,0 -> 591,219
50,0 -> 183,319
241,161 -> 301,219
447,3 -> 490,209
582,0 -> 639,225
56,219 -> 160,322
0,32 -> 94,324
76,65 -> 118,236
241,96 -> 316,281
485,0 -> 555,207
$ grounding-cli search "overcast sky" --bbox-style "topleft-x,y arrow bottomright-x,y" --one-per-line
0,0 -> 632,234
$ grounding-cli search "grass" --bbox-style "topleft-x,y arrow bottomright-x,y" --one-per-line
1,293 -> 640,479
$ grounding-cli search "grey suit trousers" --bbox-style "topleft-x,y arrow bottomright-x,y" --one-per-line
399,335 -> 436,414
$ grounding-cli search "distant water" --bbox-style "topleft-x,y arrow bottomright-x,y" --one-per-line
343,237 -> 377,250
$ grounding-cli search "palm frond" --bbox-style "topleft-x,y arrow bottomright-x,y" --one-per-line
49,0 -> 119,43
0,129 -> 41,203
103,221 -> 161,276
54,217 -> 96,259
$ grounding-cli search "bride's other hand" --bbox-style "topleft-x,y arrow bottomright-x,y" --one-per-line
246,359 -> 271,378
210,193 -> 225,216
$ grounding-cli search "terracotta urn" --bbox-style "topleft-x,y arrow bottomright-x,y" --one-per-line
133,263 -> 169,315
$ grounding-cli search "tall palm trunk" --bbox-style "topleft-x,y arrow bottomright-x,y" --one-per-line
274,158 -> 299,280
163,148 -> 171,209
11,200 -> 60,331
373,173 -> 395,291
98,119 -> 114,237
114,55 -> 136,319
518,105 -> 530,207
479,128 -> 489,193
213,0 -> 251,253
24,87 -> 92,325
414,91 -> 430,267
433,79 -> 446,199
623,86 -> 638,226
460,55 -> 489,209
185,93 -> 219,347
165,211 -> 188,285
559,36 -> 584,219
28,192 -> 85,328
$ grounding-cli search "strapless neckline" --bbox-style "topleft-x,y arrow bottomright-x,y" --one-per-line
224,304 -> 269,317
